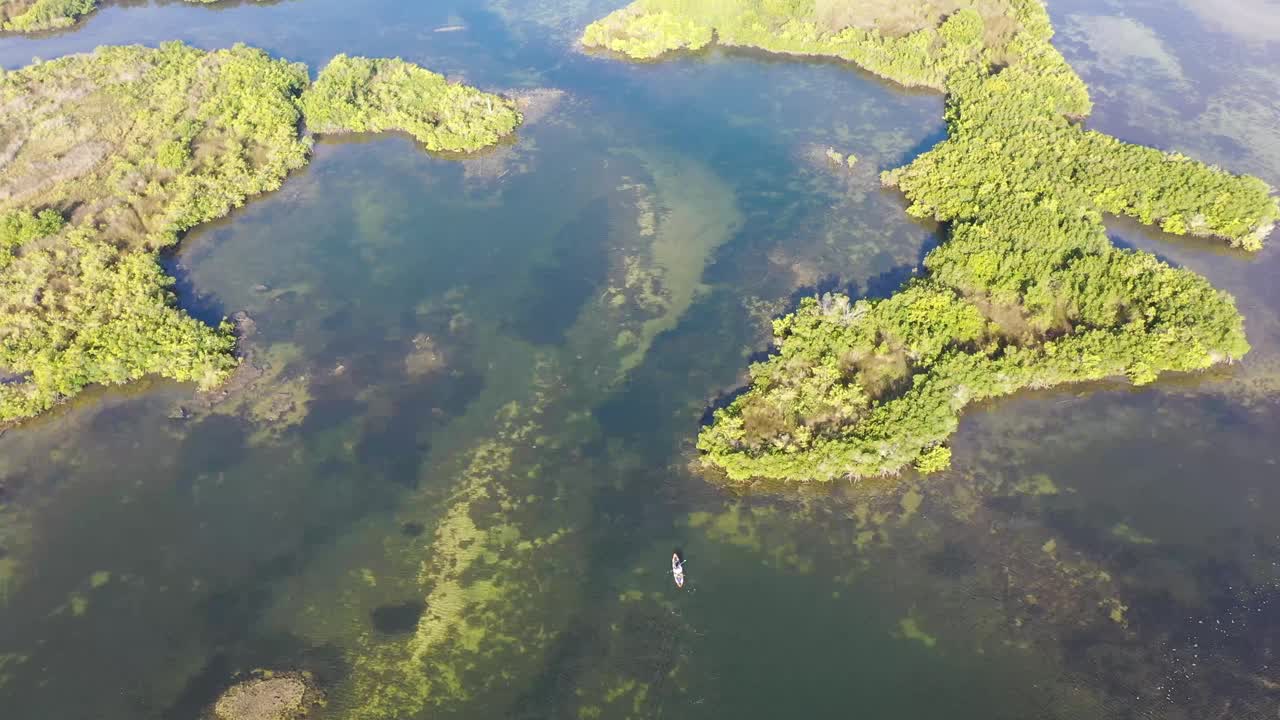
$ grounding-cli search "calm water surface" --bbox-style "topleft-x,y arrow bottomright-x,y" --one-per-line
2,0 -> 1280,718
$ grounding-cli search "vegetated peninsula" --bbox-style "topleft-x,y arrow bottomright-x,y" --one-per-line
0,0 -> 262,33
0,42 -> 521,423
584,0 -> 1280,482
301,55 -> 522,152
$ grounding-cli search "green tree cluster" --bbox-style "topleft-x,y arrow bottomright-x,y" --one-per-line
299,55 -> 523,153
0,42 -> 313,252
0,218 -> 237,419
0,0 -> 95,32
0,43 -> 521,423
583,0 -> 1279,482
582,0 -> 1029,90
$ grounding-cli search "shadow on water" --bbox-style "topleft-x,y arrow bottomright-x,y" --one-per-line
161,243 -> 236,329
370,599 -> 427,635
174,414 -> 250,496
161,541 -> 354,715
159,652 -> 234,720
199,552 -> 303,643
504,197 -> 614,345
1106,215 -> 1260,265
691,248 -> 936,433
924,540 -> 979,578
160,635 -> 349,720
895,121 -> 951,168
352,357 -> 487,490
509,621 -> 607,719
509,580 -> 691,719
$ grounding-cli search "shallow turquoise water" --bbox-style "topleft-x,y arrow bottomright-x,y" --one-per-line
2,1 -> 1280,718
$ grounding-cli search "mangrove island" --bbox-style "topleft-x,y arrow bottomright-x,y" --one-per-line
583,0 -> 1280,482
0,42 -> 521,422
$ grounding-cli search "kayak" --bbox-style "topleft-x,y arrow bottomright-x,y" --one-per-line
672,552 -> 685,588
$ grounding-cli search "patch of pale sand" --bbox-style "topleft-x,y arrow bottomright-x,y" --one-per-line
511,88 -> 565,126
404,333 -> 446,376
1065,14 -> 1188,87
1179,0 -> 1280,43
1196,68 -> 1280,182
617,149 -> 742,375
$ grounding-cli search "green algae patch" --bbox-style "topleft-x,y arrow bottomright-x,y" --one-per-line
687,503 -> 814,574
563,150 -> 740,382
245,376 -> 312,443
1111,523 -> 1157,545
612,152 -> 742,375
899,616 -> 938,648
899,487 -> 923,521
0,652 -> 27,693
187,341 -> 315,443
554,577 -> 692,720
1013,473 -> 1059,497
584,0 -> 1280,482
301,55 -> 522,153
0,549 -> 19,606
340,359 -> 580,720
0,44 -> 525,424
1101,597 -> 1129,626
823,147 -> 858,169
67,591 -> 89,616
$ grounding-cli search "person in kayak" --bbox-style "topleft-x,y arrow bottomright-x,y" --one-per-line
672,552 -> 685,588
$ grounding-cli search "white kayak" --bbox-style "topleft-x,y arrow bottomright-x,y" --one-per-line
672,552 -> 685,588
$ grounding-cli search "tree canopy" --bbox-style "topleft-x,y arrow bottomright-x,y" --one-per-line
300,55 -> 523,153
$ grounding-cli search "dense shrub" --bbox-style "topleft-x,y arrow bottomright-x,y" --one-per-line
300,55 -> 521,153
0,223 -> 237,421
1,0 -> 96,32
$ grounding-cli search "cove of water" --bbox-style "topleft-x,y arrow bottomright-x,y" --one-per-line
2,1 -> 1280,718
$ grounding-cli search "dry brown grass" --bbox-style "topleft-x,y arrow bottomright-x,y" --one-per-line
814,0 -> 1019,46
0,45 -> 309,253
0,1 -> 39,25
